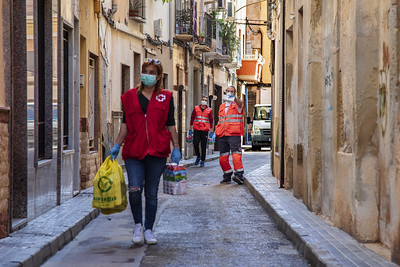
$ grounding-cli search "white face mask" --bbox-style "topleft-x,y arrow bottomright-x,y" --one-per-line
222,94 -> 234,102
201,100 -> 207,106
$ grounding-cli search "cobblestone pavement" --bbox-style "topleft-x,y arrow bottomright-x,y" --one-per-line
1,150 -> 397,266
141,151 -> 309,266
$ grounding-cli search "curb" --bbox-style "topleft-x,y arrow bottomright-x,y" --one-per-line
0,190 -> 100,267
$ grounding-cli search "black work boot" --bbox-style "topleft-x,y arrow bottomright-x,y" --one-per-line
220,173 -> 232,184
232,174 -> 244,185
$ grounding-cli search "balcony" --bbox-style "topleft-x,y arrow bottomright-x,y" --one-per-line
236,49 -> 265,82
175,1 -> 194,42
203,22 -> 231,64
195,13 -> 212,52
223,41 -> 242,69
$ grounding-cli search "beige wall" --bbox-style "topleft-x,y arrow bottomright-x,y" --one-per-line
79,0 -> 99,118
260,1 -> 271,85
271,0 -> 400,262
79,1 -> 101,189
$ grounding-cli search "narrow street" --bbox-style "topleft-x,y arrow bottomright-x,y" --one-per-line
42,151 -> 308,267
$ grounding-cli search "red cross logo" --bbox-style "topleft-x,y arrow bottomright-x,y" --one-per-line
156,94 -> 166,102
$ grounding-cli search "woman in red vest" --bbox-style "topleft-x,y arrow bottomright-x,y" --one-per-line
110,58 -> 180,245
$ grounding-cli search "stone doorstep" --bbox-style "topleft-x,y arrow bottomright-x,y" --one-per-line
244,165 -> 398,267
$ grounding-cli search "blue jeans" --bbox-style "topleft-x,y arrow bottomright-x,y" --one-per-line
125,155 -> 167,231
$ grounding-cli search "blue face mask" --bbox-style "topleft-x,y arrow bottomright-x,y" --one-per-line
141,74 -> 157,87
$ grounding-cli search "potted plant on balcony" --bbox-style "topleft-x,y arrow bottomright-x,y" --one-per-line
198,31 -> 205,44
218,20 -> 239,58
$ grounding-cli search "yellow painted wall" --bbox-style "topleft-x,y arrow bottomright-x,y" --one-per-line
261,1 -> 271,85
79,0 -> 99,118
80,37 -> 88,117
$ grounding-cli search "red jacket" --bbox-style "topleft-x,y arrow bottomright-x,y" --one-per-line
121,88 -> 172,160
215,102 -> 244,137
192,105 -> 212,131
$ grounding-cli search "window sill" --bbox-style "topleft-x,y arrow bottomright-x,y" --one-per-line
63,149 -> 75,155
129,16 -> 146,23
37,159 -> 52,167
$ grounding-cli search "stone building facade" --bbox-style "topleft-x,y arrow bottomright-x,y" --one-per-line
0,0 -> 244,239
269,0 -> 400,262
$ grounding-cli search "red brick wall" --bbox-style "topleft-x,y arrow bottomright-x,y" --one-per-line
80,118 -> 101,189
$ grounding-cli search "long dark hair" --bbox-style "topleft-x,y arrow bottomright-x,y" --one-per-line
138,61 -> 164,95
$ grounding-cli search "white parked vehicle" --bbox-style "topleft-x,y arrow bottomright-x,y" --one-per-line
250,104 -> 271,151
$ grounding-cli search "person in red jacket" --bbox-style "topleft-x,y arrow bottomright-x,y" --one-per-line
110,58 -> 181,245
215,86 -> 245,185
189,96 -> 213,167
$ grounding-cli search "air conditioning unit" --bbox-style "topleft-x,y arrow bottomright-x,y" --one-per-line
154,19 -> 162,38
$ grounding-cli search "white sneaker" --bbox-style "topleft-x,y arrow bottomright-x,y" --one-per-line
144,229 -> 157,245
132,223 -> 144,244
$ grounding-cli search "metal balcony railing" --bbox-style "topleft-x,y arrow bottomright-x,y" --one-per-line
201,12 -> 212,47
175,0 -> 194,40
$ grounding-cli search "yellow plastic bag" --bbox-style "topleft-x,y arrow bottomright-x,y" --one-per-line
92,156 -> 128,214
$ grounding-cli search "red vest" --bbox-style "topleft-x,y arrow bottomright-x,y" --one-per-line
215,102 -> 244,137
193,105 -> 212,131
121,88 -> 172,160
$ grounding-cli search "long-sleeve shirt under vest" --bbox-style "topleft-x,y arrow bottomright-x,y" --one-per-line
190,105 -> 213,129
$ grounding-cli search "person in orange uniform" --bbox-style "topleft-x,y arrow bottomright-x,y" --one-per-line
215,86 -> 245,185
189,96 -> 213,167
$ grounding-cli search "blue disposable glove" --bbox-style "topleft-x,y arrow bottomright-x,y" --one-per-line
227,93 -> 235,100
189,129 -> 193,136
171,148 -> 181,164
209,132 -> 213,138
212,133 -> 216,143
110,143 -> 120,160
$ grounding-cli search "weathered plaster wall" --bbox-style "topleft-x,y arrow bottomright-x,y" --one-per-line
352,0 -> 380,242
273,0 -> 400,261
377,1 -> 400,262
303,0 -> 323,211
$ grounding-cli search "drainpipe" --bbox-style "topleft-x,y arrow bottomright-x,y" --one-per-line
56,0 -> 62,205
169,0 -> 174,59
201,54 -> 205,96
279,0 -> 285,188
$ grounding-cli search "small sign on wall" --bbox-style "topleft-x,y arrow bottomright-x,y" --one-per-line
80,74 -> 84,87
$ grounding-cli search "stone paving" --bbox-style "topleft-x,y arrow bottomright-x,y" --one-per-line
245,164 -> 398,267
0,152 -> 398,267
